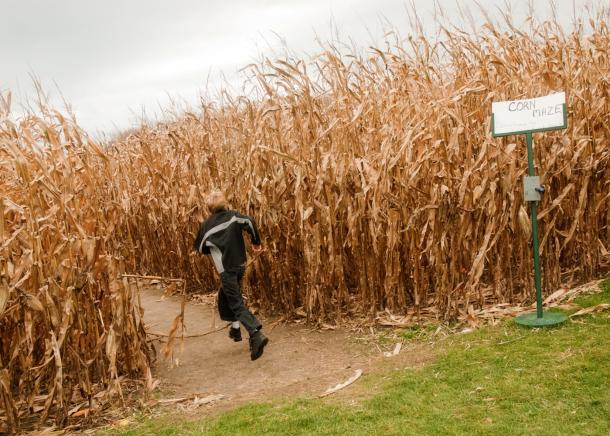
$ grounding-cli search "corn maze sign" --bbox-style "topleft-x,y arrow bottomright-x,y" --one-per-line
491,91 -> 566,137
491,91 -> 568,327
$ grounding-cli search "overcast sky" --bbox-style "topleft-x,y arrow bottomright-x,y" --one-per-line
0,0 -> 599,136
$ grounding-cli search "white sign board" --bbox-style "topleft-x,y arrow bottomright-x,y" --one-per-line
492,92 -> 566,136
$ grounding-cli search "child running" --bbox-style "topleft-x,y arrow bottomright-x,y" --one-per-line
193,190 -> 269,361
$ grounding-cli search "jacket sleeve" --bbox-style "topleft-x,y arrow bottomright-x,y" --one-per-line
236,212 -> 261,245
193,222 -> 211,254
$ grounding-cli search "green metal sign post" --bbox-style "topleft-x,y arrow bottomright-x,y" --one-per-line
491,92 -> 568,327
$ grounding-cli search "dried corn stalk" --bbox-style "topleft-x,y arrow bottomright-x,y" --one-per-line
0,98 -> 152,433
101,9 -> 609,324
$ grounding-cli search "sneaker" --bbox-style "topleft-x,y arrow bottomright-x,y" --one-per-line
229,326 -> 242,342
249,330 -> 269,361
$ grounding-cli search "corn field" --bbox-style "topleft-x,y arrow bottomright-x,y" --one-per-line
2,9 -> 610,432
0,102 -> 154,432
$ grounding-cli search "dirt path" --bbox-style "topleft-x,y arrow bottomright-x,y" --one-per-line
142,287 -> 380,404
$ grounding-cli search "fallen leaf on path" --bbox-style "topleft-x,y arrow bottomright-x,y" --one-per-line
383,343 -> 402,357
543,288 -> 567,304
570,304 -> 610,317
157,393 -> 224,407
157,397 -> 188,404
112,418 -> 131,428
71,407 -> 91,418
377,319 -> 411,327
320,369 -> 363,397
555,303 -> 579,311
68,401 -> 94,418
163,283 -> 178,298
192,394 -> 225,407
67,402 -> 86,417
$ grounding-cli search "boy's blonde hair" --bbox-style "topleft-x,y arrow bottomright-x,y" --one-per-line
206,189 -> 228,213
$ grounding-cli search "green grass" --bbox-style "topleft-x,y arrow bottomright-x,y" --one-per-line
110,278 -> 610,436
398,324 -> 440,341
573,279 -> 610,308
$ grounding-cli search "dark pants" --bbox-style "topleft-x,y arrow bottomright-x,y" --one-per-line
217,268 -> 262,336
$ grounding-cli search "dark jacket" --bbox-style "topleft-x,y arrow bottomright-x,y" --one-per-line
193,208 -> 261,273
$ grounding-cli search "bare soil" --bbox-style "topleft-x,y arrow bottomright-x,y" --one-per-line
142,287 -> 432,407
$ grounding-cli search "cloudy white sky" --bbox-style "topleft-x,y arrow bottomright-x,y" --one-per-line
0,0 -> 598,136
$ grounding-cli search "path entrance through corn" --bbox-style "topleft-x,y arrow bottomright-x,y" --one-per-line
143,286 -> 376,405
